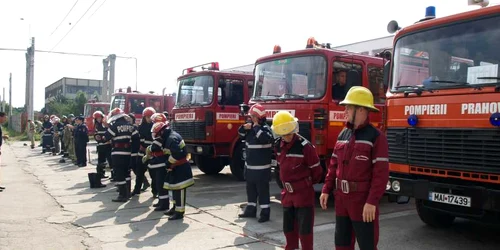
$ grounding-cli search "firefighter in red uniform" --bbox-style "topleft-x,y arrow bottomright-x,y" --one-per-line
319,86 -> 389,250
271,111 -> 323,250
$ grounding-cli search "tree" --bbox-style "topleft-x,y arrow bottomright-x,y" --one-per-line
73,91 -> 88,116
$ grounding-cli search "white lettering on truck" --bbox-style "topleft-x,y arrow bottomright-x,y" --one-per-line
404,104 -> 448,115
461,102 -> 500,114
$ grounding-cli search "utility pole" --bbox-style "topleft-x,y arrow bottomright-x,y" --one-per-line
109,54 -> 116,97
2,88 -> 5,112
102,57 -> 109,102
27,37 -> 35,122
9,73 -> 12,129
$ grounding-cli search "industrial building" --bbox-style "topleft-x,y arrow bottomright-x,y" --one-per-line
45,77 -> 103,104
332,35 -> 394,56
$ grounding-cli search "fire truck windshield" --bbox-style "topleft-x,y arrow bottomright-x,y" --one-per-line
177,75 -> 214,107
111,95 -> 125,110
391,14 -> 500,92
254,56 -> 327,100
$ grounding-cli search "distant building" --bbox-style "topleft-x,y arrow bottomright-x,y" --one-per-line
332,35 -> 394,56
45,77 -> 103,105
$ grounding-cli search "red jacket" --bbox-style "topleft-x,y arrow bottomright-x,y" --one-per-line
275,134 -> 323,185
322,120 -> 389,206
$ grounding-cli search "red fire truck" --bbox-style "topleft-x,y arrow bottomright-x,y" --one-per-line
385,2 -> 500,226
109,86 -> 175,125
170,62 -> 254,180
84,101 -> 110,135
246,39 -> 386,189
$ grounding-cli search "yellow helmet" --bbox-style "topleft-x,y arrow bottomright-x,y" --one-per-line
271,111 -> 298,136
339,86 -> 379,112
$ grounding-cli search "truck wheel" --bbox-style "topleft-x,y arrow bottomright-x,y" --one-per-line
416,199 -> 455,228
274,165 -> 283,189
230,143 -> 245,181
195,155 -> 225,175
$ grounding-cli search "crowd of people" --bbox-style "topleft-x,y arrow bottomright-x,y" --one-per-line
15,86 -> 387,249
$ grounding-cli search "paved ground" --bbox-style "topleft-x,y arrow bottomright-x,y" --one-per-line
1,140 -> 500,249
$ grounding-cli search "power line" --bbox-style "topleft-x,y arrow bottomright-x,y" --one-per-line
88,0 -> 108,19
0,47 -> 136,59
50,0 -> 99,52
50,0 -> 80,36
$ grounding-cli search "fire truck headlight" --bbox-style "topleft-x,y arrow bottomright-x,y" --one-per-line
391,180 -> 401,192
386,180 -> 391,191
407,114 -> 418,127
196,146 -> 203,153
490,112 -> 500,127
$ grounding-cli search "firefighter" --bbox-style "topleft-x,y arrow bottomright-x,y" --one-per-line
133,107 -> 156,196
145,112 -> 168,199
59,115 -> 68,156
127,113 -> 141,198
93,111 -> 111,179
237,104 -> 274,223
271,111 -> 323,250
319,86 -> 389,250
52,117 -> 64,155
41,115 -> 54,154
27,119 -> 36,149
160,121 -> 194,220
143,119 -> 170,211
74,116 -> 89,167
99,108 -> 139,202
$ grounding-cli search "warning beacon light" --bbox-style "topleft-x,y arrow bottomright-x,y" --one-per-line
186,68 -> 195,74
407,114 -> 419,127
490,112 -> 500,127
273,45 -> 281,54
306,37 -> 317,49
209,62 -> 219,71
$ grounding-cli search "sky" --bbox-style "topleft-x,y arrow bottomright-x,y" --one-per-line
0,0 -> 498,110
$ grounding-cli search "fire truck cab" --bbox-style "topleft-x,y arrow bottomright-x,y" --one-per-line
247,39 -> 387,190
84,101 -> 110,135
110,86 -> 175,125
385,3 -> 500,226
170,62 -> 254,181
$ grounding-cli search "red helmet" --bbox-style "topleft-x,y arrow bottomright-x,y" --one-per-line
50,115 -> 56,120
109,108 -> 124,117
151,121 -> 170,137
142,107 -> 156,117
249,103 -> 266,119
151,113 -> 167,123
93,111 -> 105,119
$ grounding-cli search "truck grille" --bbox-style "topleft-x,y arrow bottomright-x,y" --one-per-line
387,128 -> 500,174
171,121 -> 206,140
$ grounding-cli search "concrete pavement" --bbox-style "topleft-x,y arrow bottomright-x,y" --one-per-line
1,140 -> 500,249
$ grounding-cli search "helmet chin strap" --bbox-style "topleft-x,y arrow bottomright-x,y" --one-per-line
350,108 -> 357,130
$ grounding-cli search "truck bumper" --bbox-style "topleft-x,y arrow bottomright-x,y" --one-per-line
185,144 -> 214,156
387,176 -> 500,217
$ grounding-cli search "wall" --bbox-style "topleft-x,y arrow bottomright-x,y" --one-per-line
333,35 -> 394,56
9,112 -> 27,133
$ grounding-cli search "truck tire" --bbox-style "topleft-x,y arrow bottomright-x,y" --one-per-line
230,143 -> 245,181
195,155 -> 225,175
416,199 -> 455,228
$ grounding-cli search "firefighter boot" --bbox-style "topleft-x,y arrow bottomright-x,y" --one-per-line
112,185 -> 128,202
88,173 -> 106,189
97,164 -> 108,179
95,173 -> 107,188
132,180 -> 142,196
164,204 -> 176,216
258,208 -> 270,223
154,199 -> 170,211
168,211 -> 184,220
238,205 -> 257,218
59,157 -> 66,163
52,148 -> 56,156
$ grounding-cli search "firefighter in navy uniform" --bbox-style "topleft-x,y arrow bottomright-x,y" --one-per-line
134,107 -> 156,196
271,111 -> 323,250
144,119 -> 171,211
74,116 -> 89,167
159,121 -> 194,220
93,111 -> 112,179
41,115 -> 54,154
144,112 -> 168,199
99,108 -> 139,202
127,113 -> 141,197
238,104 -> 274,223
319,86 -> 389,250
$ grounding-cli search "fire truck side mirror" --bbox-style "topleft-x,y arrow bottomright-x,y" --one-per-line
383,61 -> 391,89
239,104 -> 250,116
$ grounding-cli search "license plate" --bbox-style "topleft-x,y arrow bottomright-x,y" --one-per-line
429,192 -> 471,207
